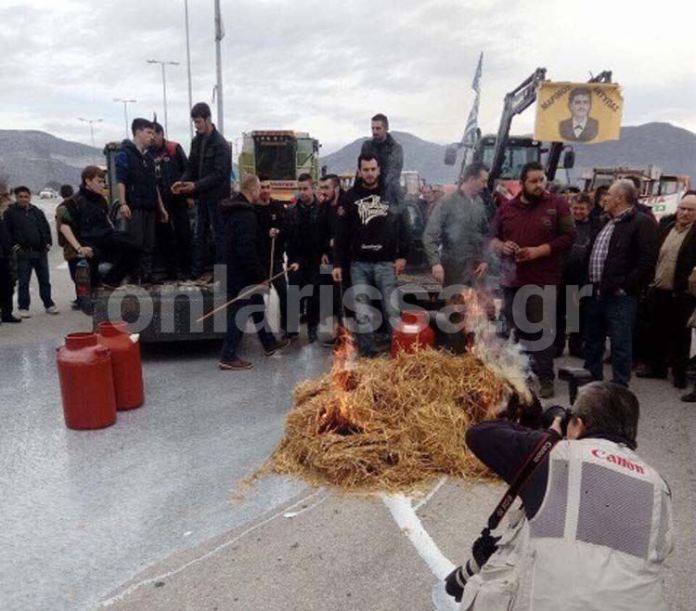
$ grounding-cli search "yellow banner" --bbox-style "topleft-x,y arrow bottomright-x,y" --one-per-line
534,82 -> 623,144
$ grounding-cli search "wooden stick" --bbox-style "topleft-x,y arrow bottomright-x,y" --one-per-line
269,235 -> 276,282
196,270 -> 287,323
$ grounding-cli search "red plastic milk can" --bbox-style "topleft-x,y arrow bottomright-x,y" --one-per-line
96,321 -> 144,411
56,332 -> 117,430
391,310 -> 435,357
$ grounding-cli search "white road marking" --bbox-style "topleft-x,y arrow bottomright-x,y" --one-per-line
381,493 -> 455,580
56,262 -> 68,270
414,476 -> 448,511
98,488 -> 326,607
283,492 -> 329,518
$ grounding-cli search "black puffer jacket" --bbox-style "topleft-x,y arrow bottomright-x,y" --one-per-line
64,186 -> 113,242
219,193 -> 266,292
182,126 -> 231,202
115,140 -> 159,210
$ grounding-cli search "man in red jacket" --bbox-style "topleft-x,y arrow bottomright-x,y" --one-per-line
491,162 -> 575,398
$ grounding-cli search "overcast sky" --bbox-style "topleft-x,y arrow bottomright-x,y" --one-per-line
1,0 -> 694,156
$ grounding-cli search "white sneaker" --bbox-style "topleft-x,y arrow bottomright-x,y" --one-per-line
45,306 -> 60,315
18,309 -> 31,318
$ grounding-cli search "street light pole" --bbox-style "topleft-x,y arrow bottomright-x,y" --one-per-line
78,117 -> 103,162
214,0 -> 225,135
147,59 -> 180,136
184,0 -> 194,140
113,98 -> 137,138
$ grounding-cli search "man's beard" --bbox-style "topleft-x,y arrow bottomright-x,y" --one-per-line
523,188 -> 544,202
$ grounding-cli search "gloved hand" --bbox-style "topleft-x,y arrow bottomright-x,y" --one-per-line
472,528 -> 500,568
444,565 -> 466,602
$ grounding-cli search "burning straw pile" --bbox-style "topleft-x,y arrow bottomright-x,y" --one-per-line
266,345 -> 510,493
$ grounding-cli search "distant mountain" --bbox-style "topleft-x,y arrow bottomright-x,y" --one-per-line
1,123 -> 694,193
0,130 -> 101,192
321,131 -> 458,184
572,122 -> 696,180
322,123 -> 696,185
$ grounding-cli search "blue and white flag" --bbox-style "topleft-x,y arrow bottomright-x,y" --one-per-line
462,52 -> 483,145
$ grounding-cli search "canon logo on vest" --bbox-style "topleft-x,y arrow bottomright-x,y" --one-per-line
591,448 -> 645,475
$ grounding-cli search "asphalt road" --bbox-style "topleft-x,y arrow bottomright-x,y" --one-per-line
1,198 -> 694,610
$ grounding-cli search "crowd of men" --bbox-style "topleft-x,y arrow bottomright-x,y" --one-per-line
2,104 -> 696,401
0,104 -> 686,608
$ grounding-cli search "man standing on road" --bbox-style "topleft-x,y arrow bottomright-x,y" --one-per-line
584,180 -> 657,387
319,173 -> 345,346
287,173 -> 327,344
55,184 -> 82,309
218,175 -> 289,370
635,191 -> 696,389
4,186 -> 58,317
254,175 -> 290,339
445,382 -> 673,610
152,122 -> 191,280
116,118 -> 168,284
490,162 -> 575,398
172,102 -> 232,283
423,162 -> 491,287
555,192 -> 599,358
333,153 -> 410,357
360,113 -> 403,193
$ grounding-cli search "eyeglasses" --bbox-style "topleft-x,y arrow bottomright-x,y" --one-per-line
677,206 -> 696,212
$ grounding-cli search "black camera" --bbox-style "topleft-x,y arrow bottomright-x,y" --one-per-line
541,404 -> 573,436
444,528 -> 500,602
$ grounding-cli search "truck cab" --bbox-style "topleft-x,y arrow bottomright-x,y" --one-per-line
237,131 -> 320,202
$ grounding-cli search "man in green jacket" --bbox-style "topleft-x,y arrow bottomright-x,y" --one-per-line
423,162 -> 491,287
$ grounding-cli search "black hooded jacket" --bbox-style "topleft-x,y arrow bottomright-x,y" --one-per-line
333,179 -> 410,268
219,192 -> 266,292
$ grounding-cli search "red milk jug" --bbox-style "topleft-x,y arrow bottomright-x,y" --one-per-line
56,332 -> 117,430
96,321 -> 144,411
391,310 -> 435,357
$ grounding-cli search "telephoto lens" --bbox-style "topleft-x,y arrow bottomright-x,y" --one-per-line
444,528 -> 501,602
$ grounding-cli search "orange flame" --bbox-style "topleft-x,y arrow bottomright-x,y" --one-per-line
317,327 -> 362,434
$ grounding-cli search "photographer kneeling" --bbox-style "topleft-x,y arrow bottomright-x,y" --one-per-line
445,382 -> 673,611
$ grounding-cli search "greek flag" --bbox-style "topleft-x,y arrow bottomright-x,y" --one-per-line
462,52 -> 483,145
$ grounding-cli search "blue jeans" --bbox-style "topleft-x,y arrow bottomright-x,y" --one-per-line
220,291 -> 276,361
583,293 -> 637,386
192,199 -> 225,277
349,260 -> 398,355
16,250 -> 54,310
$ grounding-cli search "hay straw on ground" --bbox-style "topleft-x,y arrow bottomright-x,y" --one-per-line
264,348 -> 508,494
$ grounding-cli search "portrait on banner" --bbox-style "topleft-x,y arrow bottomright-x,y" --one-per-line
535,82 -> 623,144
